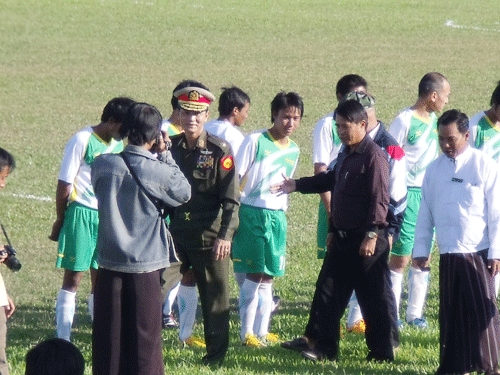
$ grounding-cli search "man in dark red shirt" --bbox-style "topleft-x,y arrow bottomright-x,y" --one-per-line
273,99 -> 396,362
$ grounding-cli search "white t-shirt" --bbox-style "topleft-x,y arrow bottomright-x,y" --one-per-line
389,108 -> 439,188
59,127 -> 123,209
205,119 -> 245,156
236,130 -> 299,211
312,112 -> 342,166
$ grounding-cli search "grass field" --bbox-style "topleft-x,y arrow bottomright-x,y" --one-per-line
1,0 -> 499,373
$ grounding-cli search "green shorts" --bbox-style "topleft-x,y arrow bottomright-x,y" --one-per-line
391,187 -> 434,257
56,202 -> 99,271
232,204 -> 287,277
316,200 -> 328,259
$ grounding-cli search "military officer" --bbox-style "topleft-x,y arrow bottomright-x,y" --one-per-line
169,83 -> 240,365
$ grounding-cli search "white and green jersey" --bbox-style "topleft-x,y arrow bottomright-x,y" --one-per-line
469,111 -> 500,162
236,129 -> 299,211
59,127 -> 123,209
161,120 -> 182,137
389,108 -> 439,187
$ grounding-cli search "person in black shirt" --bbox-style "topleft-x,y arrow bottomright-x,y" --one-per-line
273,100 -> 397,362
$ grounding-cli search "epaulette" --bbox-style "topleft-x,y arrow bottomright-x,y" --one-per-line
206,133 -> 230,153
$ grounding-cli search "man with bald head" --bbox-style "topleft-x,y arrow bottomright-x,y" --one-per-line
388,72 -> 451,328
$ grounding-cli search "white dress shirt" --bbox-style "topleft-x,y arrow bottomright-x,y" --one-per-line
413,146 -> 500,260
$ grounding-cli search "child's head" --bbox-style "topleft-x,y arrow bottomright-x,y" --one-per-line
270,92 -> 303,140
25,338 -> 84,375
0,148 -> 15,190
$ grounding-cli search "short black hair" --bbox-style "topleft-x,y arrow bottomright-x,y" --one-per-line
101,97 -> 135,123
0,148 -> 15,172
120,102 -> 162,146
171,80 -> 210,110
418,72 -> 448,97
25,338 -> 85,375
437,109 -> 469,134
336,74 -> 368,98
490,80 -> 500,107
270,92 -> 304,123
218,86 -> 250,117
335,99 -> 368,124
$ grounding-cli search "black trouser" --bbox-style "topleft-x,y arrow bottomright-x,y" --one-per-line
93,268 -> 164,375
304,228 -> 397,361
177,243 -> 230,364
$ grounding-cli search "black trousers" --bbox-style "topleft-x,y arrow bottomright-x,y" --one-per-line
176,243 -> 230,364
92,268 -> 164,375
437,251 -> 500,374
304,229 -> 398,360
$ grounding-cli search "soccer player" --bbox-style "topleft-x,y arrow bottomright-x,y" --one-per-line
468,80 -> 500,296
49,97 -> 134,341
205,86 -> 250,157
388,72 -> 451,328
233,92 -> 302,347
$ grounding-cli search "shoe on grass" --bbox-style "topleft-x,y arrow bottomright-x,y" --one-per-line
346,319 -> 366,333
162,314 -> 179,329
407,317 -> 428,329
281,336 -> 309,352
182,335 -> 206,348
243,333 -> 267,348
261,333 -> 281,345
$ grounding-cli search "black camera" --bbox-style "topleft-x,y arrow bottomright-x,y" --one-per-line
0,245 -> 21,272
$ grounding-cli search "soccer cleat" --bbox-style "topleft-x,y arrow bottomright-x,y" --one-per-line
243,334 -> 267,348
261,333 -> 281,345
182,335 -> 206,348
346,319 -> 366,333
162,314 -> 179,329
407,317 -> 428,329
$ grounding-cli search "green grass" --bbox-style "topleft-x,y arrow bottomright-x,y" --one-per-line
1,0 -> 499,373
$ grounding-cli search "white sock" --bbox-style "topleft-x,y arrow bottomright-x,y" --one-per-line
347,291 -> 363,328
406,266 -> 429,322
235,272 -> 246,289
390,270 -> 403,320
56,289 -> 76,341
495,273 -> 500,298
163,282 -> 180,316
88,293 -> 94,322
177,285 -> 198,342
239,279 -> 260,341
254,282 -> 273,338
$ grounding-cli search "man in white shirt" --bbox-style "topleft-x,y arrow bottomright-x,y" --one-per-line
413,109 -> 500,375
205,86 -> 250,157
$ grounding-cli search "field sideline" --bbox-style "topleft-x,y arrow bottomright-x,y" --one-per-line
1,0 -> 499,373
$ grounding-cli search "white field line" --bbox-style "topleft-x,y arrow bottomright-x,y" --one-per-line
2,193 -> 53,203
445,20 -> 500,32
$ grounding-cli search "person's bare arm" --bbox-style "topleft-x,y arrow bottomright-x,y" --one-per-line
48,180 -> 71,241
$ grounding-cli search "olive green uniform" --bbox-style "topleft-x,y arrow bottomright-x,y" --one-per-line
170,131 -> 240,364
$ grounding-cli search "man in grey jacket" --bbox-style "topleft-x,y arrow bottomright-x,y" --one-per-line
91,102 -> 191,375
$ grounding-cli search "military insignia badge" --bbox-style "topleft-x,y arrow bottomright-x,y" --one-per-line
197,154 -> 214,169
189,91 -> 200,101
221,156 -> 234,170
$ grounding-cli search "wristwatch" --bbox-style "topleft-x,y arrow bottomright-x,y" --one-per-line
366,231 -> 378,239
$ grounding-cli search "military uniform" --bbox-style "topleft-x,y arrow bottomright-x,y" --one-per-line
170,130 -> 240,364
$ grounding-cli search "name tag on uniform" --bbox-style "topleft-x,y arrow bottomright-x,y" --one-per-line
197,154 -> 214,169
451,177 -> 463,183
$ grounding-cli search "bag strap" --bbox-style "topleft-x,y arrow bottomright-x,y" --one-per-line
120,153 -> 166,218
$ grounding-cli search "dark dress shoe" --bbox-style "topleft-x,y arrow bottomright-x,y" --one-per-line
281,337 -> 309,352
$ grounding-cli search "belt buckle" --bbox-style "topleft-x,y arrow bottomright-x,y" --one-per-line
184,212 -> 191,221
